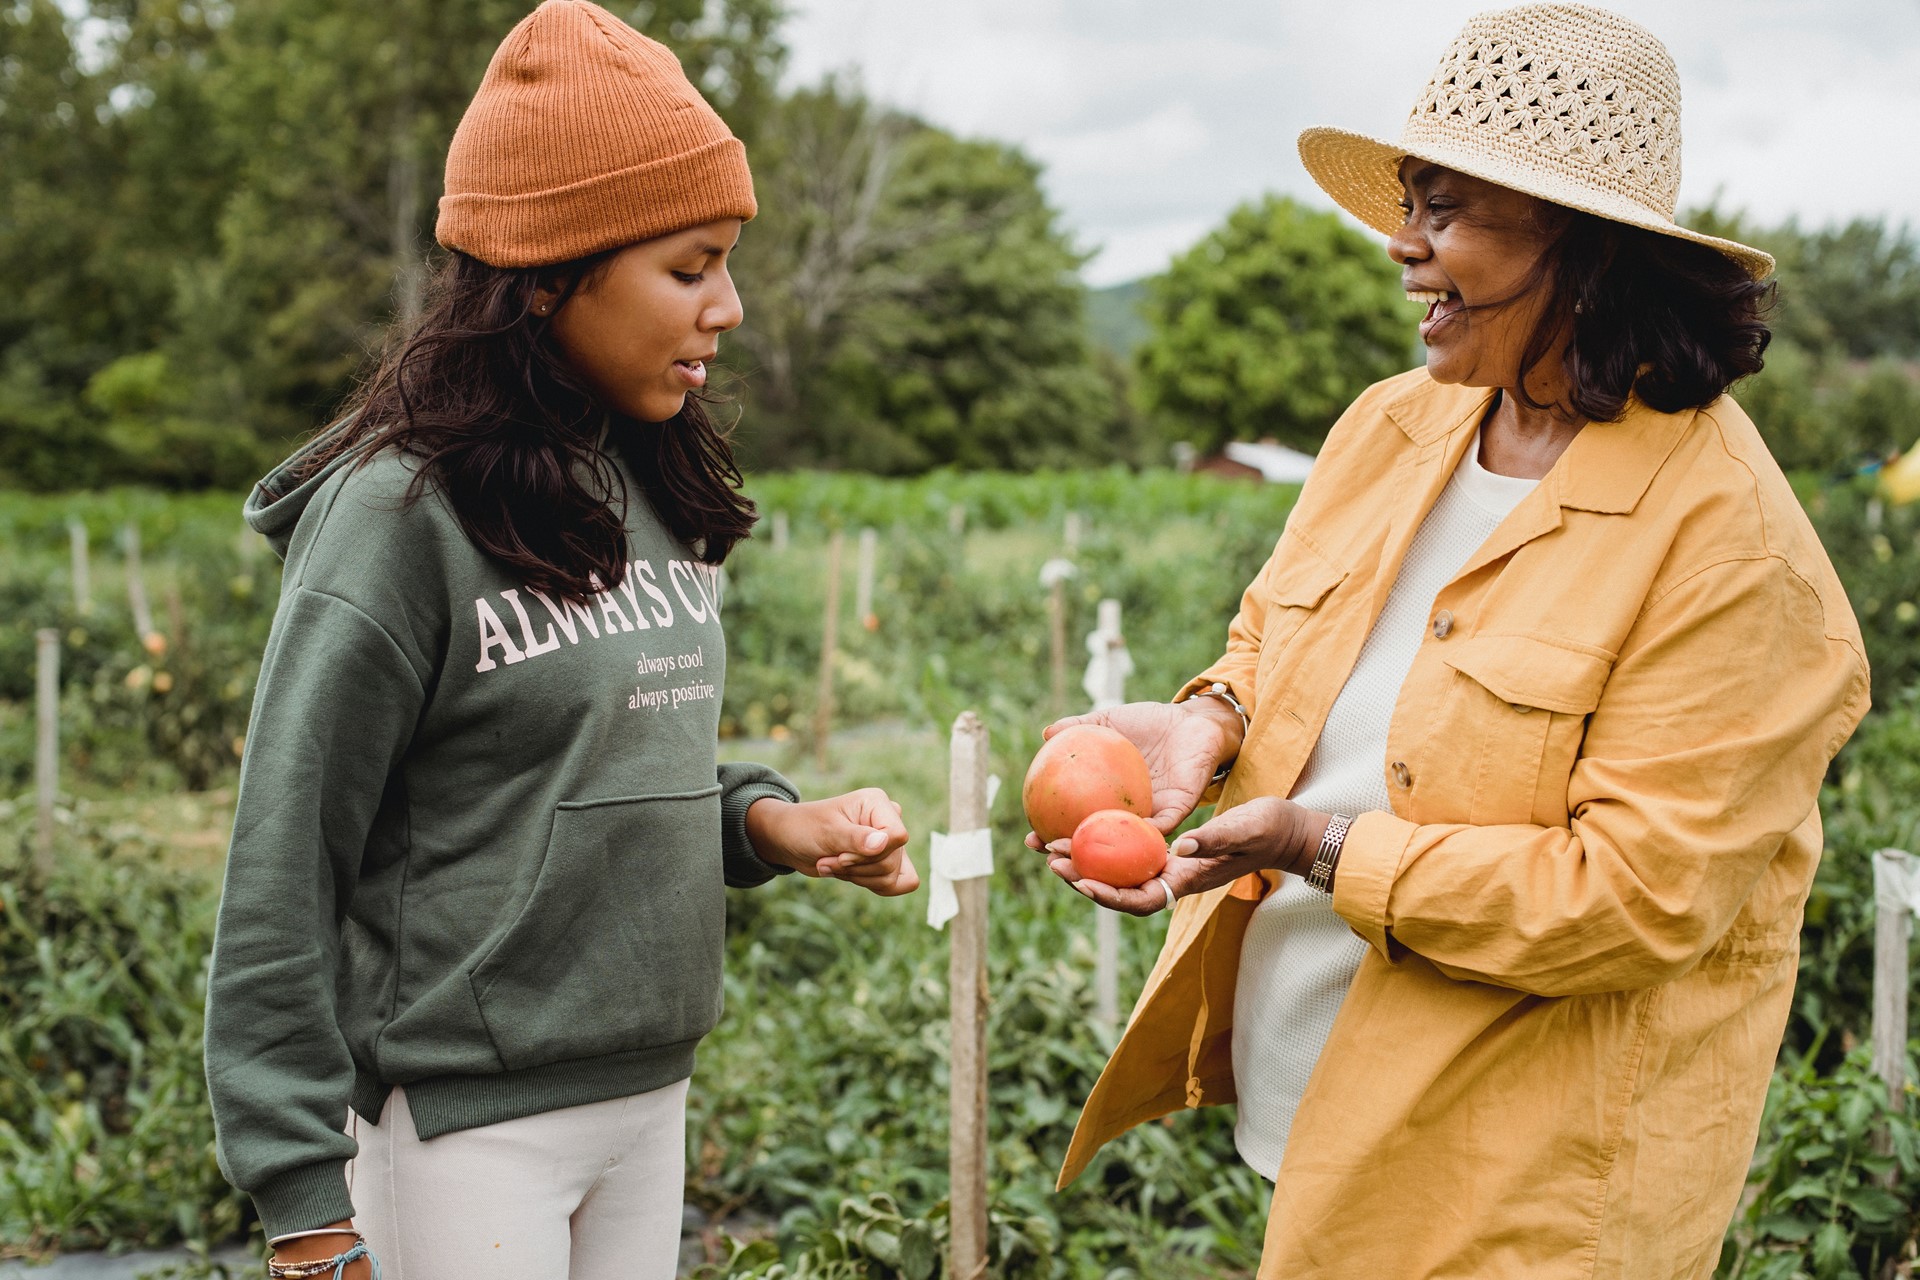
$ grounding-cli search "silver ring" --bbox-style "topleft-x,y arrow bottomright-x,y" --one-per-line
1156,875 -> 1176,911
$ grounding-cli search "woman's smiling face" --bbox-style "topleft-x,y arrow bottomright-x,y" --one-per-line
541,217 -> 745,424
1388,161 -> 1567,391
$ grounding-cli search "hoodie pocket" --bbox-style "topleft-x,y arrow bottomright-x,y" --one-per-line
469,785 -> 725,1071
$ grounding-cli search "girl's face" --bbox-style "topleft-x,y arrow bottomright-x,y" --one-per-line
540,218 -> 745,424
1387,162 -> 1565,392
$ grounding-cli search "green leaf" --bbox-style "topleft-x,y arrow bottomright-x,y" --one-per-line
1837,1090 -> 1875,1136
1753,1211 -> 1819,1243
1811,1220 -> 1853,1279
1839,1184 -> 1905,1224
899,1221 -> 936,1280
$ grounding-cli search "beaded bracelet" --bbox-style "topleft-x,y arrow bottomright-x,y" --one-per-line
267,1238 -> 382,1279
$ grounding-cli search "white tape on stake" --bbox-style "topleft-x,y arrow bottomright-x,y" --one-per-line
1875,848 -> 1920,916
928,777 -> 1000,930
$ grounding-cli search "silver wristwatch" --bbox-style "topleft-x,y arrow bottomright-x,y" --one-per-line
1191,681 -> 1248,786
1306,812 -> 1352,894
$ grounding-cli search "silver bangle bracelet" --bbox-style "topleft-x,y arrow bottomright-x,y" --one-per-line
1306,813 -> 1352,894
269,1228 -> 362,1247
1191,682 -> 1249,785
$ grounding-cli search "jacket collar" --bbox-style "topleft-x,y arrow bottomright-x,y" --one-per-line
1381,373 -> 1698,517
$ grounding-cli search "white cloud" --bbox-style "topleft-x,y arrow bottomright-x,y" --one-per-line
780,0 -> 1920,283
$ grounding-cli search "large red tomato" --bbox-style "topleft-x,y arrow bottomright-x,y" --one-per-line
1022,724 -> 1154,844
1069,809 -> 1168,888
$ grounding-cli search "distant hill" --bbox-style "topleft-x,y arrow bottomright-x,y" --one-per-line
1085,278 -> 1150,359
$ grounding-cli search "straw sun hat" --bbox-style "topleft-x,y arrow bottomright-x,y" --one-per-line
1298,3 -> 1774,279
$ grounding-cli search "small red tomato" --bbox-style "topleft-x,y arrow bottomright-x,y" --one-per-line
1069,809 -> 1168,888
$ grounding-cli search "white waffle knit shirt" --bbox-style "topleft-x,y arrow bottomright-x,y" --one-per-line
1232,429 -> 1538,1179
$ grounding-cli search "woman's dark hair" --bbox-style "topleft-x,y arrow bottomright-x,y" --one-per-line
288,248 -> 757,602
1514,211 -> 1775,422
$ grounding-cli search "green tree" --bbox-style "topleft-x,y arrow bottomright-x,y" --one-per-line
1134,195 -> 1413,455
0,0 -> 786,490
0,0 -> 136,488
730,83 -> 1130,472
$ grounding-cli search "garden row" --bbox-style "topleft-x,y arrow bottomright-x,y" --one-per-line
1,469 -> 1917,1277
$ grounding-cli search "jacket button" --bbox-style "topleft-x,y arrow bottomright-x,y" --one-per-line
1391,761 -> 1412,788
1511,703 -> 1535,714
1431,610 -> 1454,639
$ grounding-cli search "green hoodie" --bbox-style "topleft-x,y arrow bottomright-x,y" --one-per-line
204,429 -> 796,1237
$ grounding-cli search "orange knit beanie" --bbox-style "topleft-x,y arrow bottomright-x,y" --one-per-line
436,0 -> 756,268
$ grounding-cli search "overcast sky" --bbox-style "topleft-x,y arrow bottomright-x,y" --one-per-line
781,0 -> 1918,285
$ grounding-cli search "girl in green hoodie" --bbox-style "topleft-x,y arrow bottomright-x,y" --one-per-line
204,6 -> 916,1278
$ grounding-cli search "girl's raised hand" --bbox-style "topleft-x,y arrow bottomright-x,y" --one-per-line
745,790 -> 919,896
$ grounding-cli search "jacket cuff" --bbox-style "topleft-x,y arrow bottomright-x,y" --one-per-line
1330,810 -> 1418,958
251,1159 -> 356,1241
721,778 -> 801,888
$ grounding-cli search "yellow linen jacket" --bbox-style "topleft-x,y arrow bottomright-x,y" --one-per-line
1058,370 -> 1869,1279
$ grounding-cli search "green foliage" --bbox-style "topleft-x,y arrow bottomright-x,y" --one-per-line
0,2 -> 1130,489
1789,688 -> 1920,1073
0,492 -> 277,791
5,472 -> 1920,1276
0,803 -> 242,1256
1685,208 -> 1920,366
1718,1048 -> 1919,1280
1084,281 -> 1149,360
732,84 -> 1132,473
1134,195 -> 1414,455
696,729 -> 1267,1280
1798,478 -> 1920,707
717,471 -> 1297,741
1733,347 -> 1920,474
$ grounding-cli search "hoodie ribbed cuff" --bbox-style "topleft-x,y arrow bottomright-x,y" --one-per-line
251,1159 -> 356,1241
721,778 -> 800,888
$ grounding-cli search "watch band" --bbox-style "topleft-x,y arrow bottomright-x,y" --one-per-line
1191,681 -> 1249,786
1305,812 -> 1352,894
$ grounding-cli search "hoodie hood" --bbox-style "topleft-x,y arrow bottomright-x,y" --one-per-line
244,418 -> 373,560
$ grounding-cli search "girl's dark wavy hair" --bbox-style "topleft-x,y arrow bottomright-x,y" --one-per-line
287,248 -> 757,602
1511,211 -> 1775,421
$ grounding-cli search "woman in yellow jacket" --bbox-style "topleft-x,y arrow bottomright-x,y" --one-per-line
1037,7 -> 1869,1277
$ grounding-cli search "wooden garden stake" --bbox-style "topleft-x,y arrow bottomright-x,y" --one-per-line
855,526 -> 879,630
1870,848 -> 1917,1194
770,510 -> 789,554
946,711 -> 991,1280
35,628 -> 59,873
122,522 -> 157,645
1064,510 -> 1082,556
1048,576 -> 1069,719
813,529 -> 843,771
1871,849 -> 1915,1110
1089,598 -> 1128,1038
164,574 -> 186,648
68,520 -> 91,615
1038,557 -> 1078,724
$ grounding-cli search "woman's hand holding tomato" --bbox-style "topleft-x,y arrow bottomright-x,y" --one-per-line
1022,699 -> 1332,916
1029,699 -> 1244,838
747,790 -> 918,896
1043,796 -> 1330,917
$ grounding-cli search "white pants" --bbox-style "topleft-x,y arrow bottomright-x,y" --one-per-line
346,1079 -> 690,1280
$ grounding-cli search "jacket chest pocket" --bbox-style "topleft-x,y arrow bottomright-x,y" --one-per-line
1440,635 -> 1612,827
1252,543 -> 1348,700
